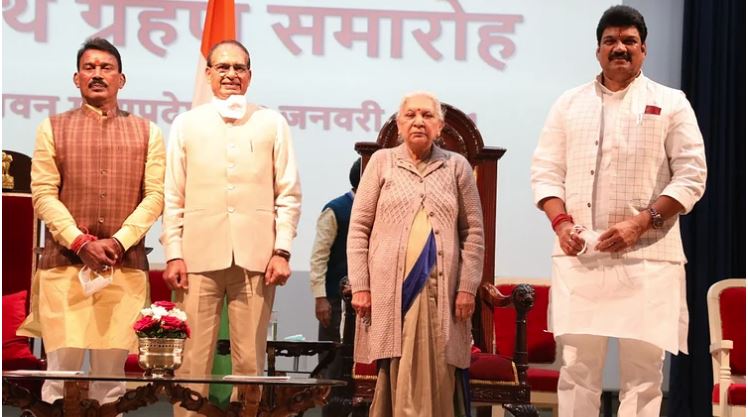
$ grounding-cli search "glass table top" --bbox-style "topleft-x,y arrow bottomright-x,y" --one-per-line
2,371 -> 346,386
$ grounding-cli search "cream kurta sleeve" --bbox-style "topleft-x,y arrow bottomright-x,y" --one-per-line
309,208 -> 338,298
31,118 -> 81,248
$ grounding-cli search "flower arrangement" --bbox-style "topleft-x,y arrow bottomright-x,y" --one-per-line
133,301 -> 191,339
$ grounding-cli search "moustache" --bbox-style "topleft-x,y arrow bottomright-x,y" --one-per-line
609,52 -> 631,62
88,79 -> 107,88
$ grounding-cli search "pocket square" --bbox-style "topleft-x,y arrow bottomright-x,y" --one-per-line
644,105 -> 661,115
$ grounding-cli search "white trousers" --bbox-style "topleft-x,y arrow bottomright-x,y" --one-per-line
42,347 -> 128,405
557,334 -> 665,417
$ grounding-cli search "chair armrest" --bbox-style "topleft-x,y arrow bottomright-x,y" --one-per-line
477,282 -> 535,394
710,339 -> 734,415
479,282 -> 513,308
710,339 -> 734,354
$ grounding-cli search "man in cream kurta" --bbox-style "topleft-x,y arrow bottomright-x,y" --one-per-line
161,40 -> 301,417
19,38 -> 165,405
530,6 -> 706,417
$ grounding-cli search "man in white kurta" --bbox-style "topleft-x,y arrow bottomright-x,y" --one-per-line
161,40 -> 301,417
530,6 -> 706,417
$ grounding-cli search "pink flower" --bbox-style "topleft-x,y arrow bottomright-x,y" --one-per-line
153,301 -> 176,311
133,316 -> 158,332
160,315 -> 184,331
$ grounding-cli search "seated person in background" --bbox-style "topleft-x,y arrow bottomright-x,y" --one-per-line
309,158 -> 361,416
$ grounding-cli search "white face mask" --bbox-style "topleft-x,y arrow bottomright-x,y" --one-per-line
78,266 -> 113,296
572,225 -> 603,257
213,95 -> 247,119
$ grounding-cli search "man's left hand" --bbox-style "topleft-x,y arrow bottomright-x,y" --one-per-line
596,218 -> 645,252
454,291 -> 475,322
99,238 -> 124,262
265,255 -> 291,286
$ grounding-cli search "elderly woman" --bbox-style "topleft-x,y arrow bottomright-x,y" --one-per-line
348,91 -> 484,417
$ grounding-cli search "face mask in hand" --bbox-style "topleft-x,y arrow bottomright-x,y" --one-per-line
78,266 -> 113,296
572,225 -> 603,257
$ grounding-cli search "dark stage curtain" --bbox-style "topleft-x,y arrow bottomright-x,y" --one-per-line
669,1 -> 746,416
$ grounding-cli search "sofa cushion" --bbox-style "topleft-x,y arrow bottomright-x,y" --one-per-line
353,361 -> 378,379
720,287 -> 746,375
712,383 -> 747,406
2,290 -> 36,363
527,368 -> 559,392
468,353 -> 518,383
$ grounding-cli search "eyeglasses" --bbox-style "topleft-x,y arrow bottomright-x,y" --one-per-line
210,63 -> 249,76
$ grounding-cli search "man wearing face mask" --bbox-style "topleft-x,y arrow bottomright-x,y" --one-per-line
530,6 -> 706,417
162,40 -> 301,417
18,37 -> 165,404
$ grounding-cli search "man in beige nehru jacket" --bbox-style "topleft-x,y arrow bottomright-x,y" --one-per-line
162,40 -> 301,416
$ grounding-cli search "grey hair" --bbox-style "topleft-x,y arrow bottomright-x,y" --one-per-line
396,91 -> 445,122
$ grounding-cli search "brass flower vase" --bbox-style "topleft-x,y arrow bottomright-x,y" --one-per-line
137,337 -> 185,377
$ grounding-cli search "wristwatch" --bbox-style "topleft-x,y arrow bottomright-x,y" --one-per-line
273,249 -> 291,261
647,207 -> 664,229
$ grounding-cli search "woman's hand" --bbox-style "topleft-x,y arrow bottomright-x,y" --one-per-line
454,291 -> 475,322
351,290 -> 372,325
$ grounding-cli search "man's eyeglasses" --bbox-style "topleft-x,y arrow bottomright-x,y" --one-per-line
210,63 -> 249,76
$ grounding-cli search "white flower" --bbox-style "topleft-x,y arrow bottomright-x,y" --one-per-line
141,307 -> 153,317
150,306 -> 168,319
168,309 -> 188,322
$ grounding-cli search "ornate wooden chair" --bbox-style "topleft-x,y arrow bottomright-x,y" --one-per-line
340,104 -> 538,417
2,150 -> 46,395
491,278 -> 560,417
708,278 -> 746,417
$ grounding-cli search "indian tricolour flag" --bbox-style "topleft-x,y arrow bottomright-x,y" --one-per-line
192,0 -> 237,107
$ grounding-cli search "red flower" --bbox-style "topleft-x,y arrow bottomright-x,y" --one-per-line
153,301 -> 176,311
160,315 -> 184,331
133,316 -> 158,332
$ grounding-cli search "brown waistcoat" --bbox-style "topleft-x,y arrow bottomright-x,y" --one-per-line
38,106 -> 150,271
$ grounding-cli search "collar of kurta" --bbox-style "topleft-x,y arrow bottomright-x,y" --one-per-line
594,71 -> 645,96
81,103 -> 122,119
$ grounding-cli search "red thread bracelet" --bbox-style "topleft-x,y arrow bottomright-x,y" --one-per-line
551,213 -> 574,230
71,234 -> 97,254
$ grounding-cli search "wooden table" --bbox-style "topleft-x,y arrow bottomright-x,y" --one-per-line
2,371 -> 345,417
